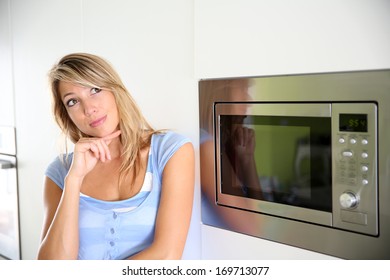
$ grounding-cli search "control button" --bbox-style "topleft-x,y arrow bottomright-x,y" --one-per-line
342,150 -> 353,157
339,137 -> 346,144
362,179 -> 369,186
340,192 -> 359,209
361,165 -> 368,172
361,152 -> 368,159
361,139 -> 368,145
350,138 -> 357,144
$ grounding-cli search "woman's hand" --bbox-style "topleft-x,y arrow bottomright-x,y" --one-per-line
233,126 -> 256,159
67,130 -> 121,182
37,130 -> 121,260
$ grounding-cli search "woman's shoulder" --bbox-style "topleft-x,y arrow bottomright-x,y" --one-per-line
151,130 -> 191,147
150,130 -> 192,169
45,153 -> 73,189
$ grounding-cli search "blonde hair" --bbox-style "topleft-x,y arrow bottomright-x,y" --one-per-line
48,52 -> 156,185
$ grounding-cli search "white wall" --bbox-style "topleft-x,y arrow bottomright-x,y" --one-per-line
195,0 -> 390,259
195,0 -> 390,78
10,0 -> 200,259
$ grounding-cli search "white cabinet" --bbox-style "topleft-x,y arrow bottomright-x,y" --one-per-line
0,0 -> 14,127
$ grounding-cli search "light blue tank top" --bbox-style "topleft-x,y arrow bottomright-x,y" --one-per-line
45,131 -> 190,259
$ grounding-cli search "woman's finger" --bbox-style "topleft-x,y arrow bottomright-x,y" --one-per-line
75,130 -> 121,163
235,126 -> 244,146
88,142 -> 101,159
101,139 -> 112,161
94,139 -> 110,162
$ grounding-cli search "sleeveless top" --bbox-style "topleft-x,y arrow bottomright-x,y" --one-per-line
45,131 -> 190,259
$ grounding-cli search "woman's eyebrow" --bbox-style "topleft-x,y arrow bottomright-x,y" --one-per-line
62,92 -> 74,100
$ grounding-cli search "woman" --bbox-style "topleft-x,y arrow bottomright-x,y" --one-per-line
37,53 -> 195,260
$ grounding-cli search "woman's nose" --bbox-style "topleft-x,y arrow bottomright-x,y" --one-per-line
83,100 -> 97,116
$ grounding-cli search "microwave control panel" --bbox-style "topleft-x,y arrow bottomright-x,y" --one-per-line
332,103 -> 378,236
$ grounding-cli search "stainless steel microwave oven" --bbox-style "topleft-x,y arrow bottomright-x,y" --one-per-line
199,70 -> 390,259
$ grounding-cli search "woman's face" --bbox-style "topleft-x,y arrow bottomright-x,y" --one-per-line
58,81 -> 120,138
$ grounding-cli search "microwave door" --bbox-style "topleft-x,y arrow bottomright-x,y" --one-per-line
214,103 -> 333,226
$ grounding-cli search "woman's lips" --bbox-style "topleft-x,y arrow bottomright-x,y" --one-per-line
89,115 -> 107,128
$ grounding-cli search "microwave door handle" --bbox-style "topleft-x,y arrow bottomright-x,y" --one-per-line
0,159 -> 15,169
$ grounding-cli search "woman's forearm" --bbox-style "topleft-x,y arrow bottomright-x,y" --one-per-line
37,176 -> 82,259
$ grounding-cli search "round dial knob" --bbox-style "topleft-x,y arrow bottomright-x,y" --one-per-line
340,192 -> 359,209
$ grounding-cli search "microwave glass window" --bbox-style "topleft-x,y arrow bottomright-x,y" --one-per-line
339,114 -> 368,132
219,115 -> 332,212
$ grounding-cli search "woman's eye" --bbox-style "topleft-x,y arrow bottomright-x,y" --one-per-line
66,99 -> 78,107
91,87 -> 102,94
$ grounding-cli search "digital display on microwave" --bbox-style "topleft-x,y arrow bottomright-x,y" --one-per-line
339,114 -> 368,132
